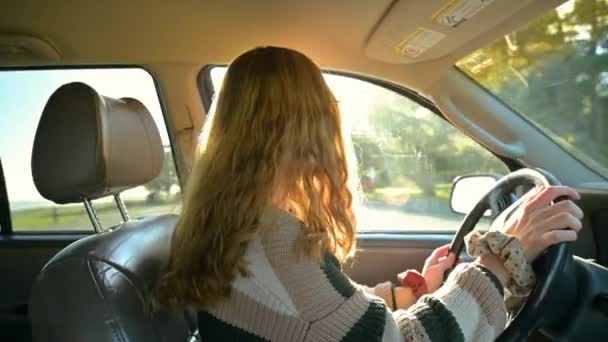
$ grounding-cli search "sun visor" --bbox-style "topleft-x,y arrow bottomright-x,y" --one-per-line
365,0 -> 535,64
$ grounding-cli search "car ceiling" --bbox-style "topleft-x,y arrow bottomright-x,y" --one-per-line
0,0 -> 565,93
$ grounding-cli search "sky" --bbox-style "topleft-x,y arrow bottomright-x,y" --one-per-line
0,68 -> 170,203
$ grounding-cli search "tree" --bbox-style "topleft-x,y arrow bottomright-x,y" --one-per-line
458,0 -> 608,169
353,91 -> 506,197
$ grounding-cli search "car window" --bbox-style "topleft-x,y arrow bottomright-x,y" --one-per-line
0,68 -> 181,232
207,67 -> 508,231
458,0 -> 608,178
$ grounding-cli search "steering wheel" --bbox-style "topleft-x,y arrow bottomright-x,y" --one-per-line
448,168 -> 573,341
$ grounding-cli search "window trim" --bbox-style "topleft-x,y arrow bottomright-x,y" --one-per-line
198,64 -> 440,120
326,70 -> 523,172
197,65 -> 521,234
0,64 -> 182,235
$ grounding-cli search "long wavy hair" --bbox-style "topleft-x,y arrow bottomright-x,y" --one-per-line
157,46 -> 358,309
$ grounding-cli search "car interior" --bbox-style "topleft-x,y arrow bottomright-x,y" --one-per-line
1,0 -> 607,341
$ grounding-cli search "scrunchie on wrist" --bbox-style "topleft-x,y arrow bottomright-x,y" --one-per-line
465,230 -> 536,297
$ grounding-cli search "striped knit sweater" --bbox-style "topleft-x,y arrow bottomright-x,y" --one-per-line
198,208 -> 507,341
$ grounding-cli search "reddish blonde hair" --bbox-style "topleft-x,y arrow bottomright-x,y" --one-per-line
157,47 -> 357,309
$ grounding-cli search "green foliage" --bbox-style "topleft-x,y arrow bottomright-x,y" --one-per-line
352,90 -> 507,197
458,0 -> 608,174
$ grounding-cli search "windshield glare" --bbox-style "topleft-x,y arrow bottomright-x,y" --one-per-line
458,0 -> 608,177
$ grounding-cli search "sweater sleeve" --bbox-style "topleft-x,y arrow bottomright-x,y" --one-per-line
392,262 -> 507,342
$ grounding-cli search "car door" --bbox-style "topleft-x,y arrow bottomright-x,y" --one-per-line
0,67 -> 182,342
200,67 -> 512,286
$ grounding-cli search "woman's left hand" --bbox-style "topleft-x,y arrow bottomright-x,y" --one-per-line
421,244 -> 457,293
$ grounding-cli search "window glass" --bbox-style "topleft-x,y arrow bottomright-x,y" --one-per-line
208,67 -> 508,231
458,0 -> 608,177
0,68 -> 181,232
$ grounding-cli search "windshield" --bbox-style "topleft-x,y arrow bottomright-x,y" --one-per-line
458,0 -> 608,177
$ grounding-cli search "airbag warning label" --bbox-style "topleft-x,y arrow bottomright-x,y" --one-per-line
394,28 -> 446,58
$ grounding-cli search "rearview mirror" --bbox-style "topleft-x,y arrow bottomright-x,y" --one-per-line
450,175 -> 499,216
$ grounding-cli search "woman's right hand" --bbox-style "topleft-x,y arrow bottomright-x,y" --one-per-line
501,185 -> 583,262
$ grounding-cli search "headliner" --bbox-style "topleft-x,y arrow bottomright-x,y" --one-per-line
0,0 -> 563,92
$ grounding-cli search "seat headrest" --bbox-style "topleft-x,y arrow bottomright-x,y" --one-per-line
32,82 -> 164,204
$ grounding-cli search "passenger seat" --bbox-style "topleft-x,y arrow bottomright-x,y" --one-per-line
28,82 -> 198,342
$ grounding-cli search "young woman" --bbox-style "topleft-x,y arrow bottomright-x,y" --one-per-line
157,47 -> 583,341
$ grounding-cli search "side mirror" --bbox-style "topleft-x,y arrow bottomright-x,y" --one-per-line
450,175 -> 500,216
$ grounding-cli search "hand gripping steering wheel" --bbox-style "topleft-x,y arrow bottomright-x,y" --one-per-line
449,168 -> 574,341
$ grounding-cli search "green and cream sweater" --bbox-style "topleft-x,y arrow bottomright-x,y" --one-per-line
198,208 -> 507,341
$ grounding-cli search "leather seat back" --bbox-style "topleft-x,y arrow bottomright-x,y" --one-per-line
30,215 -> 199,342
28,82 -> 197,342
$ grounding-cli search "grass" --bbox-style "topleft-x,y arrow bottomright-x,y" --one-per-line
11,200 -> 181,232
11,183 -> 454,232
